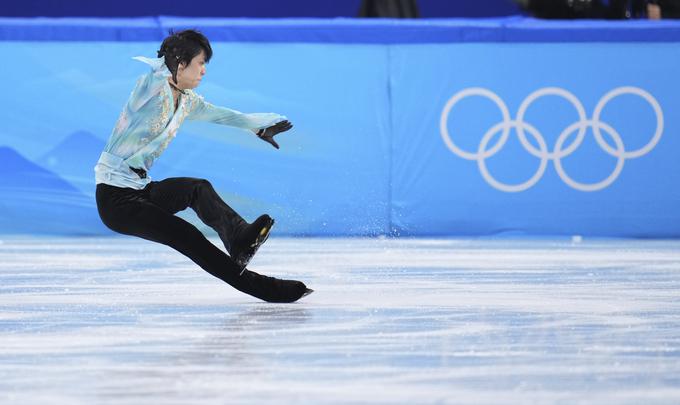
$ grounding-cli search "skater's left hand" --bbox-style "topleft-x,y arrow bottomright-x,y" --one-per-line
257,120 -> 293,149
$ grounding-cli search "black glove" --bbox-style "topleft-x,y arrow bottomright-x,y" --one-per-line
257,120 -> 293,149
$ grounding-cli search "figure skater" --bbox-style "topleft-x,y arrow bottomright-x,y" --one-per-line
94,29 -> 312,303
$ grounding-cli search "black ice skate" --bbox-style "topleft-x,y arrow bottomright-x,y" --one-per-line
238,269 -> 314,303
231,214 -> 275,275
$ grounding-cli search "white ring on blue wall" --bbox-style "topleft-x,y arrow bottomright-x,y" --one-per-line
440,86 -> 663,192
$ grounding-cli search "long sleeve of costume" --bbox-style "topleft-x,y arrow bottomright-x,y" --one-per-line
185,94 -> 285,131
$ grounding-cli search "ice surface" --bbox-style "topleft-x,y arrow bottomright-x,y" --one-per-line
1,237 -> 679,404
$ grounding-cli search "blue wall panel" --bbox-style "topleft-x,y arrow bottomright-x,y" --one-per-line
389,43 -> 680,237
0,19 -> 678,237
0,42 -> 391,236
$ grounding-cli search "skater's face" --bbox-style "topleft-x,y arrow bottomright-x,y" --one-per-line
176,50 -> 207,90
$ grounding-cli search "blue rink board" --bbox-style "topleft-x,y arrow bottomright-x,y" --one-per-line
0,18 -> 679,237
2,17 -> 680,42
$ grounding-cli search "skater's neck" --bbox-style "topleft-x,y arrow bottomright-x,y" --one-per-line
168,79 -> 186,95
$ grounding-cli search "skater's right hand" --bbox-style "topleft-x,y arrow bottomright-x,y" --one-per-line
257,120 -> 293,149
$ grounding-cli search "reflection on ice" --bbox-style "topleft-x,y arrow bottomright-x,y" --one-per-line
0,237 -> 679,404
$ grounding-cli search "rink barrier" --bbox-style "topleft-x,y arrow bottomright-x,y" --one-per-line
1,18 -> 679,237
2,17 -> 680,42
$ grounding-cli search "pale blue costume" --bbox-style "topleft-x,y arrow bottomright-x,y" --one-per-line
94,56 -> 285,189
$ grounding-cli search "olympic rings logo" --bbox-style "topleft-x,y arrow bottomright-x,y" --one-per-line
439,87 -> 664,192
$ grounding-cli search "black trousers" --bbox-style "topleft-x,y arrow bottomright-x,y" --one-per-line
96,177 -> 306,303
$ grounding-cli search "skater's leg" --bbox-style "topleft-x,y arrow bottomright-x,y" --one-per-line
147,177 -> 275,271
96,184 -> 308,303
145,177 -> 247,252
128,207 -> 307,303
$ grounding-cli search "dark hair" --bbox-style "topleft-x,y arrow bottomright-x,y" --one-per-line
157,29 -> 213,84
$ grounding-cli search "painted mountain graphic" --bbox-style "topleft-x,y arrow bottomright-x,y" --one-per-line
0,146 -> 110,235
37,130 -> 105,196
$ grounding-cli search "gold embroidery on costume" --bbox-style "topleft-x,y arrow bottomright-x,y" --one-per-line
149,86 -> 172,136
149,94 -> 186,166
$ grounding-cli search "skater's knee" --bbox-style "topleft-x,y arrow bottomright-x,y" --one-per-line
195,179 -> 214,192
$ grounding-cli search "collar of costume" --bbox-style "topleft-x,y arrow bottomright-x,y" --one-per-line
132,56 -> 171,77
